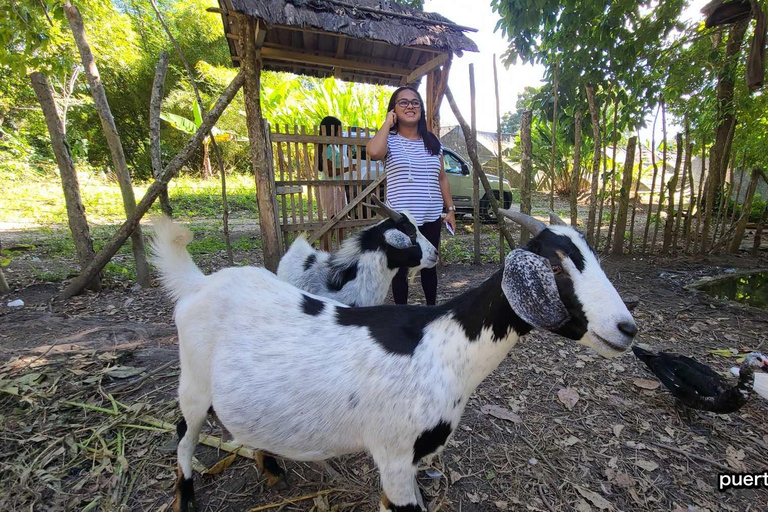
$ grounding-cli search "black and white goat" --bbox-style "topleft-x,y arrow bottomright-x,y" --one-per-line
277,197 -> 438,306
151,210 -> 637,512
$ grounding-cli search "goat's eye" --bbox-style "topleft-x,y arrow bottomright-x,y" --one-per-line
552,265 -> 563,275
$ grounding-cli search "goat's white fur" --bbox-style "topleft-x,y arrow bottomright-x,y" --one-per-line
277,212 -> 437,306
152,217 -> 633,511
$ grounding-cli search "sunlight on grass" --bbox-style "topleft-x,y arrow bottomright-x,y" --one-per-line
0,172 -> 259,225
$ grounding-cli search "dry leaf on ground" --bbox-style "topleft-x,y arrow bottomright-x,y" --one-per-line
203,452 -> 237,475
558,387 -> 579,410
726,445 -> 746,471
480,404 -> 522,423
574,485 -> 612,510
633,378 -> 660,390
635,459 -> 659,472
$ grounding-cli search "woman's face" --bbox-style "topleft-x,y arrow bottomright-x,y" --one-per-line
394,89 -> 422,125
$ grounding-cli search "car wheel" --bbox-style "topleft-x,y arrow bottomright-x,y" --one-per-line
480,192 -> 512,222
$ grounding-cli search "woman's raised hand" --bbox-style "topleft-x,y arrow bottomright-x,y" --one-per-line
384,110 -> 397,129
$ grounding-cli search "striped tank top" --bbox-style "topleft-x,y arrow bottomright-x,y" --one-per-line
384,133 -> 443,226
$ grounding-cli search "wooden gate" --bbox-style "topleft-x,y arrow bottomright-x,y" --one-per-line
269,125 -> 387,252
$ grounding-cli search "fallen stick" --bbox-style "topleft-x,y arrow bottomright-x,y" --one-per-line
109,360 -> 177,394
247,489 -> 337,512
649,442 -> 732,472
538,483 -> 556,512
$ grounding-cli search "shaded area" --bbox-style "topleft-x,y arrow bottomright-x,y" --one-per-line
695,271 -> 768,310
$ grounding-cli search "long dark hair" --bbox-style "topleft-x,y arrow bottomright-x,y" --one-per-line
387,86 -> 441,156
317,116 -> 342,174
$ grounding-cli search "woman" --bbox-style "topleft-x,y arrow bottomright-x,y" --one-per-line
366,86 -> 455,306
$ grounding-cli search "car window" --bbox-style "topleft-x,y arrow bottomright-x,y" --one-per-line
444,153 -> 463,175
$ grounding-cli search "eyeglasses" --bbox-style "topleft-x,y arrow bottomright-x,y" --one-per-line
396,99 -> 421,109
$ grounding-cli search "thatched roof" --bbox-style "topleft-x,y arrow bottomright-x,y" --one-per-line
216,0 -> 477,86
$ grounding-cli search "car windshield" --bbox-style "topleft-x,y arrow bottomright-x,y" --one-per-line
444,152 -> 463,174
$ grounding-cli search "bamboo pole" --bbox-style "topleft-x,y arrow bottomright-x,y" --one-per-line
520,110 -> 534,244
470,64 -> 481,265
595,99 -> 611,250
604,96 -> 620,254
693,137 -> 708,253
662,133 -> 683,254
682,143 -> 695,252
651,97 -> 667,251
642,104 -> 661,253
628,133 -> 643,253
58,72 -> 245,300
611,136 -> 637,255
493,55 -> 505,262
673,133 -> 689,251
149,50 -> 172,218
585,84 -> 601,244
570,109 -> 582,227
444,87 -> 515,249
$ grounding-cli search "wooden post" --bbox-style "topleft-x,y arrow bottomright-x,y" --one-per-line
520,110 -> 533,244
628,133 -> 643,253
493,54 -> 505,262
63,0 -> 150,287
604,97 -> 620,253
58,72 -> 245,300
611,136 -> 636,255
662,133 -> 683,253
470,64 -> 481,265
444,88 -> 515,249
728,169 -> 759,253
30,71 -> 101,292
570,109 -> 582,226
675,122 -> 691,250
651,97 -> 667,251
242,19 -> 281,272
549,62 -> 558,211
584,84 -> 601,244
150,50 -> 173,217
642,104 -> 661,253
693,137 -> 708,253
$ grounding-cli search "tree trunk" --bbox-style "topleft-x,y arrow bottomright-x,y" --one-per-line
651,97 -> 668,252
629,133 -> 643,253
63,0 -> 150,287
30,71 -> 101,292
58,72 -> 245,300
642,104 -> 661,253
604,97 -> 620,253
595,100 -> 610,250
585,84 -> 601,245
713,152 -> 737,251
150,50 -> 173,217
243,19 -> 281,272
683,143 -> 696,252
445,87 -> 515,249
549,63 -> 558,211
520,110 -> 534,244
728,169 -> 759,253
662,133 -> 683,253
494,55 -> 505,262
753,201 -> 768,255
693,136 -> 708,253
611,136 -> 637,255
570,109 -> 582,226
672,134 -> 689,250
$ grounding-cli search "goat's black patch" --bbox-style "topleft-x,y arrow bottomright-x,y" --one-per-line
413,421 -> 452,463
301,294 -> 325,316
327,262 -> 358,291
261,454 -> 285,478
386,245 -> 423,269
449,270 -> 531,341
336,305 -> 435,355
386,504 -> 422,512
303,253 -> 316,271
176,475 -> 195,512
525,230 -> 586,272
176,419 -> 187,440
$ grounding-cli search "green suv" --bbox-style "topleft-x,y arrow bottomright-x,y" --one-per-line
443,148 -> 514,221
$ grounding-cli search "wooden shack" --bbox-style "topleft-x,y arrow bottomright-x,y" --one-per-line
213,0 -> 477,270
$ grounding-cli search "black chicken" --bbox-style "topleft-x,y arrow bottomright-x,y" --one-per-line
632,346 -> 768,414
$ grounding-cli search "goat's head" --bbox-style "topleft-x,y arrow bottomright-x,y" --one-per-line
365,196 -> 438,270
499,210 -> 636,357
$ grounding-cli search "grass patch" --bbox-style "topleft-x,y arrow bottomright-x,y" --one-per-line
0,171 -> 260,225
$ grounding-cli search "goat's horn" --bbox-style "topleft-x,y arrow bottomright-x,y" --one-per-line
370,196 -> 402,221
549,212 -> 567,226
498,209 -> 547,236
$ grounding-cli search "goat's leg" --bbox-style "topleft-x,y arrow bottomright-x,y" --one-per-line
174,398 -> 208,512
377,458 -> 423,512
255,451 -> 288,488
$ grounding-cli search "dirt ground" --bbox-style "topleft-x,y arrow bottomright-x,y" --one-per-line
2,214 -> 768,512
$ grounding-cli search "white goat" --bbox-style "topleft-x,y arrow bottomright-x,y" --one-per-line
277,197 -> 438,306
151,210 -> 636,512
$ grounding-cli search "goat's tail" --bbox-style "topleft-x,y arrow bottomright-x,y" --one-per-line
150,216 -> 205,301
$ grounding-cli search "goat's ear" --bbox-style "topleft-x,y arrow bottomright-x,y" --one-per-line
384,229 -> 412,249
502,249 -> 570,330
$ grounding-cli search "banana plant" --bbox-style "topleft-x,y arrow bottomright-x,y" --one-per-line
161,101 -> 247,179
